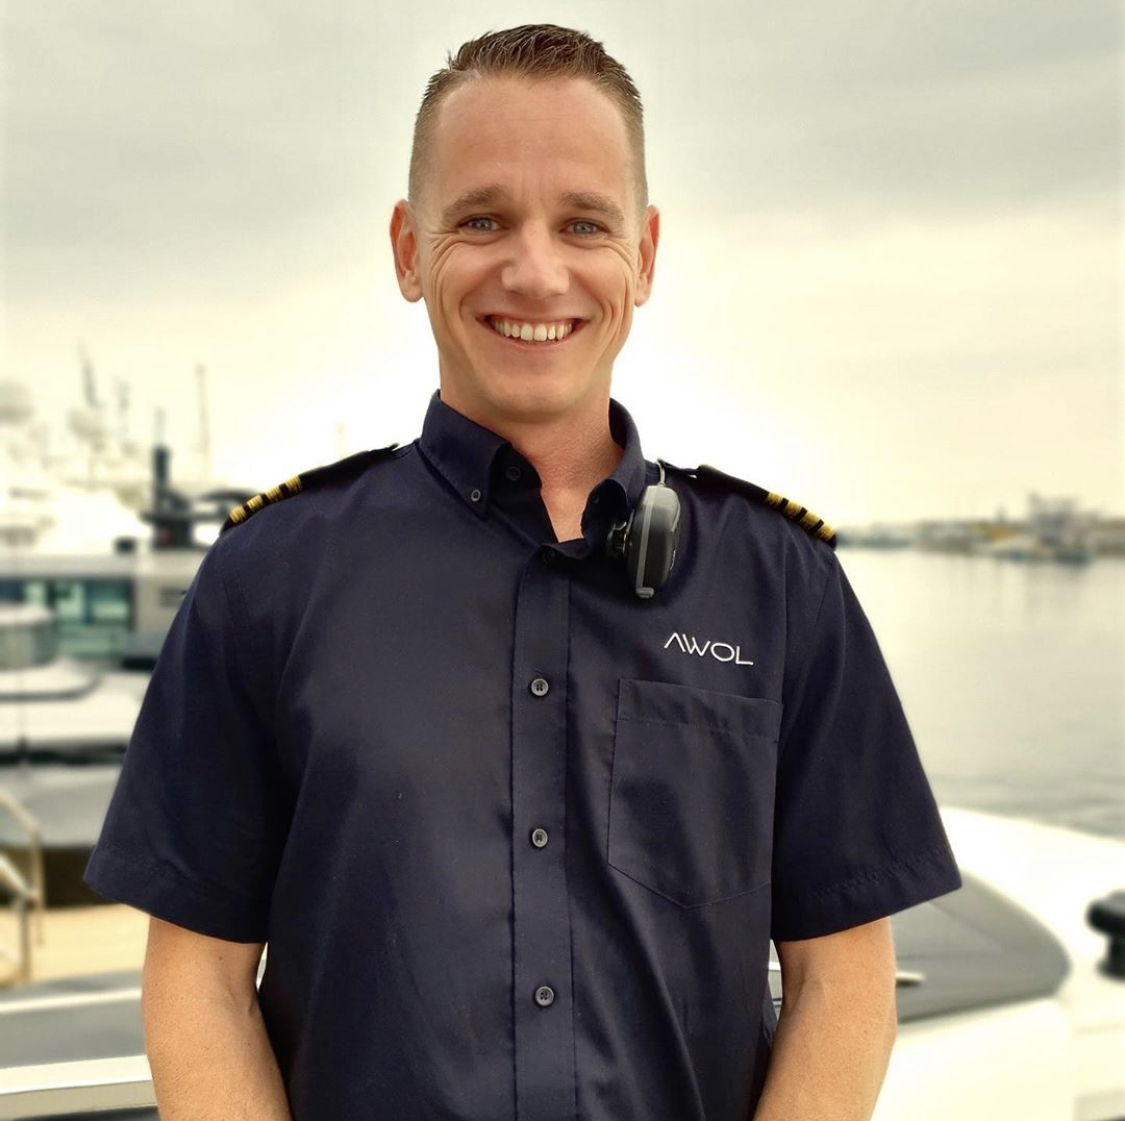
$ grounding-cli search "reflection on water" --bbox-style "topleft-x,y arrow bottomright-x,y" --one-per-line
839,550 -> 1125,838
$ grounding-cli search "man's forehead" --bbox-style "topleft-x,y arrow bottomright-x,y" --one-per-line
439,73 -> 615,124
424,76 -> 637,222
432,75 -> 631,162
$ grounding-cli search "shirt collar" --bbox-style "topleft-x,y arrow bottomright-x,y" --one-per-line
416,388 -> 650,529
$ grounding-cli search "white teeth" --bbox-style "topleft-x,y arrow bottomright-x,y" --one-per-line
488,318 -> 576,343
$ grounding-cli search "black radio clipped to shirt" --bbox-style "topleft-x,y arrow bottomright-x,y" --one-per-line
605,458 -> 681,600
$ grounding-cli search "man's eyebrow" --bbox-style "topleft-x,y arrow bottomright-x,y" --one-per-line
558,191 -> 626,228
441,185 -> 509,227
440,185 -> 626,229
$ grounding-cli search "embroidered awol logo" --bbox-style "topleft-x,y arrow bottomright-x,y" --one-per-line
663,633 -> 754,665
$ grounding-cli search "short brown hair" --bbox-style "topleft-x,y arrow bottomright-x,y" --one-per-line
408,24 -> 648,222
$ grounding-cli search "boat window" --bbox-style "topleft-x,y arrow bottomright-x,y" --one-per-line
0,617 -> 58,669
0,578 -> 135,660
21,580 -> 49,608
88,580 -> 132,623
48,580 -> 85,624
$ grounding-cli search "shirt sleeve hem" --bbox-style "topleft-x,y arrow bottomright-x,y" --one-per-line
770,843 -> 963,942
83,842 -> 271,944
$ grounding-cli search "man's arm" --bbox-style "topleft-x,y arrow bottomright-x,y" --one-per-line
142,916 -> 293,1121
753,916 -> 897,1121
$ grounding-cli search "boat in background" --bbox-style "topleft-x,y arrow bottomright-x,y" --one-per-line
0,603 -> 144,909
0,373 -> 256,668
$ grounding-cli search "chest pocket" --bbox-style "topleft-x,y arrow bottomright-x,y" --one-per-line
608,678 -> 782,907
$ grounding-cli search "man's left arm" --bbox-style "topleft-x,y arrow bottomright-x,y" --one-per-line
753,917 -> 897,1121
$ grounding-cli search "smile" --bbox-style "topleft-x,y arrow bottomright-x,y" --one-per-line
479,316 -> 587,346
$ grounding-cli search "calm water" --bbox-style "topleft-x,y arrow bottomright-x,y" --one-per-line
839,549 -> 1125,839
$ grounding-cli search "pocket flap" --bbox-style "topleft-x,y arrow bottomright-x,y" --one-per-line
617,678 -> 782,742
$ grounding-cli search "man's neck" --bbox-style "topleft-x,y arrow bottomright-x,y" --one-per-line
441,388 -> 625,505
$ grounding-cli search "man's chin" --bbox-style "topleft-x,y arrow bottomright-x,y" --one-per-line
444,369 -> 598,426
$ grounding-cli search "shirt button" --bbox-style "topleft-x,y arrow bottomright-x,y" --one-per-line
540,547 -> 556,565
534,985 -> 555,1008
469,488 -> 482,503
505,464 -> 522,481
529,677 -> 550,697
530,827 -> 548,848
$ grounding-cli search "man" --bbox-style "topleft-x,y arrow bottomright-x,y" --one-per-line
85,24 -> 961,1121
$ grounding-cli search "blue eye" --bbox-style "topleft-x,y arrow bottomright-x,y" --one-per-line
459,216 -> 602,235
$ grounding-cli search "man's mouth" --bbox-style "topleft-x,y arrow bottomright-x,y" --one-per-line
478,316 -> 587,346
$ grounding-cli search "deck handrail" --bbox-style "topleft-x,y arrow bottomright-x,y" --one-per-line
0,1053 -> 155,1119
0,786 -> 46,985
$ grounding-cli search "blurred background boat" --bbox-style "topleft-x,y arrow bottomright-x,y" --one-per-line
0,602 -> 143,910
0,369 -> 255,668
0,369 -> 258,909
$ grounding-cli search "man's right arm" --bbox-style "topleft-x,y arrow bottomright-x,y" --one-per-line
142,916 -> 293,1121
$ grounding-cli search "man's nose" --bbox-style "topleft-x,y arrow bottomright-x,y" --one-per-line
500,223 -> 569,299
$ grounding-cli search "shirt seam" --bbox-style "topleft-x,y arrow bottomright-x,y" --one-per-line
616,714 -> 774,736
212,539 -> 271,731
94,838 -> 273,907
778,840 -> 954,905
565,574 -> 580,1121
777,550 -> 836,760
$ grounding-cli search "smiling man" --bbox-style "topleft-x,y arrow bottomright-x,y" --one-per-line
389,65 -> 658,542
85,24 -> 961,1121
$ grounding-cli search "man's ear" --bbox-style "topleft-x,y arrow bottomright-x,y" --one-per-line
390,200 -> 424,302
633,204 -> 660,308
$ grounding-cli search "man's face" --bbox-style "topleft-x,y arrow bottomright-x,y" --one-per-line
390,76 -> 659,428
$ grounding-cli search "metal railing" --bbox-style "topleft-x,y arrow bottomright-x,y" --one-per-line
0,787 -> 46,985
0,1054 -> 156,1119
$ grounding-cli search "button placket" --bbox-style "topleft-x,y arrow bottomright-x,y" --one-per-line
509,550 -> 576,1112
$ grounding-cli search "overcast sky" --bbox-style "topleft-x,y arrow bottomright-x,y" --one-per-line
2,0 -> 1120,522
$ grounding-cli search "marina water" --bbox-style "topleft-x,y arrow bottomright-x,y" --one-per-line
839,549 -> 1124,840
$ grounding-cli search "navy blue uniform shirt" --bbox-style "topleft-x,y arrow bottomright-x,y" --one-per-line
86,388 -> 961,1120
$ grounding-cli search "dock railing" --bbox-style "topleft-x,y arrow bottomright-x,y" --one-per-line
0,787 -> 46,985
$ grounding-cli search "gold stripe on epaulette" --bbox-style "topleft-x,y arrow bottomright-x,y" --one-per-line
225,472 -> 308,528
766,490 -> 834,543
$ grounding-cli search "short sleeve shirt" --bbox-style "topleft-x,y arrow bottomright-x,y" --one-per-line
85,388 -> 961,1121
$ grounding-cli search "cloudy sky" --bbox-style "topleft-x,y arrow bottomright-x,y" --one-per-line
2,0 -> 1120,523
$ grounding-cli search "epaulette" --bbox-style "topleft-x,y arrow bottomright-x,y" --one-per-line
662,461 -> 836,548
221,443 -> 400,533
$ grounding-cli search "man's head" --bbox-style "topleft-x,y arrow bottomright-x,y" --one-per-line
408,25 -> 649,225
390,25 -> 659,431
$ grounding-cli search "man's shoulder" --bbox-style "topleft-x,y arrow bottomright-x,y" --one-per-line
662,459 -> 837,553
219,442 -> 404,537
